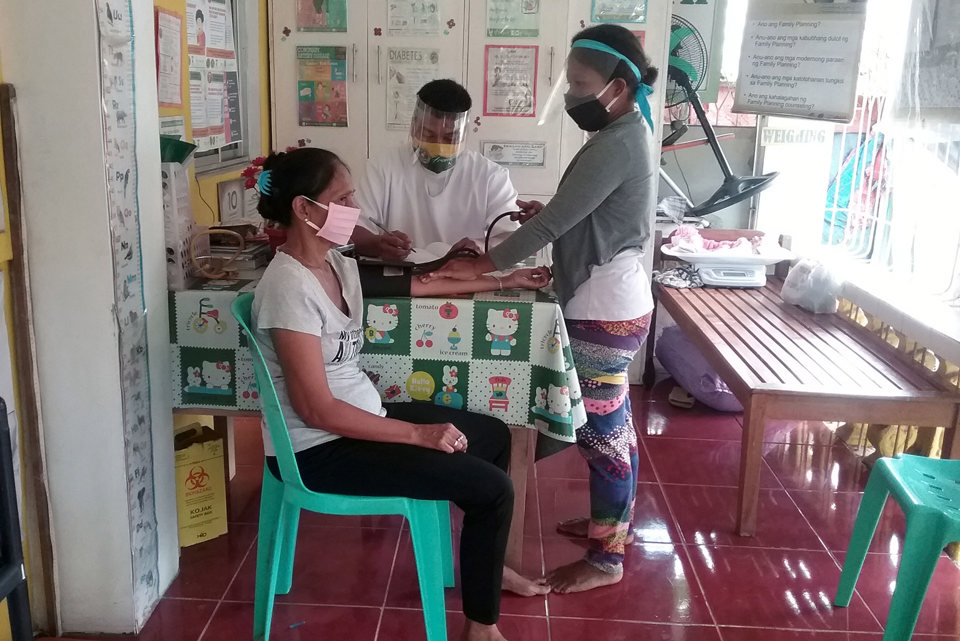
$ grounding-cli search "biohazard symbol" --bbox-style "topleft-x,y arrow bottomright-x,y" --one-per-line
185,465 -> 210,490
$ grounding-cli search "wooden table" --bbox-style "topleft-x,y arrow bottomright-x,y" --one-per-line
656,280 -> 960,536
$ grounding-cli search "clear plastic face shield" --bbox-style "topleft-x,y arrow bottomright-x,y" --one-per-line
409,98 -> 469,173
538,40 -> 654,133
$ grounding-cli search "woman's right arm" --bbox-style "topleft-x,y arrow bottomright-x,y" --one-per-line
271,328 -> 465,453
488,140 -> 630,269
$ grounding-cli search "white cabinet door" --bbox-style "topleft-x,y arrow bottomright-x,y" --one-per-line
268,0 -> 369,174
465,1 -> 569,197
366,1 -> 468,165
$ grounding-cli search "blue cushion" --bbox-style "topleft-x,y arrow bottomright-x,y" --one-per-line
655,325 -> 743,413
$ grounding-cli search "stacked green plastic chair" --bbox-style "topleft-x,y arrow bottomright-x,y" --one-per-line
232,292 -> 454,641
834,453 -> 960,640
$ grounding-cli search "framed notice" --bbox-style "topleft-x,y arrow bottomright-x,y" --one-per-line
483,45 -> 538,117
592,0 -> 646,24
297,46 -> 348,127
733,3 -> 867,122
482,141 -> 546,167
297,0 -> 347,32
487,0 -> 540,38
388,1 -> 441,36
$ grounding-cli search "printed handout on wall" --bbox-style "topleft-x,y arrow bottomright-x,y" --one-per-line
482,141 -> 546,167
297,0 -> 347,32
486,0 -> 540,38
187,0 -> 207,62
388,1 -> 441,37
297,46 -> 348,127
204,70 -> 226,148
484,45 -> 538,117
592,0 -> 647,23
187,0 -> 238,150
156,9 -> 182,107
387,48 -> 440,130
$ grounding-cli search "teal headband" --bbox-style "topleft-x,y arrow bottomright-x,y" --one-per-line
571,39 -> 654,131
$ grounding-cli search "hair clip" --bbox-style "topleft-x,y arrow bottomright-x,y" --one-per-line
256,169 -> 273,196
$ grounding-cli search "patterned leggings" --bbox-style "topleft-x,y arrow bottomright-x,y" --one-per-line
566,314 -> 652,573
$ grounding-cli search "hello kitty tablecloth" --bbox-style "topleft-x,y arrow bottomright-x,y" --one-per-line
360,289 -> 586,455
170,280 -> 586,457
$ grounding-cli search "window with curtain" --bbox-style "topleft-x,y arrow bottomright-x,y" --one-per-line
755,0 -> 960,302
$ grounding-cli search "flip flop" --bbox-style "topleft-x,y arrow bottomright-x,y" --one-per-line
668,385 -> 695,409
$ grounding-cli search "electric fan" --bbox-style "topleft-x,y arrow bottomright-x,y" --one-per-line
664,15 -> 778,216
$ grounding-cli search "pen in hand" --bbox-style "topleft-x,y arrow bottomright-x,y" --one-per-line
367,216 -> 414,255
367,216 -> 391,235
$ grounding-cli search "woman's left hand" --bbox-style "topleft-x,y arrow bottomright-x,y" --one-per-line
505,266 -> 552,290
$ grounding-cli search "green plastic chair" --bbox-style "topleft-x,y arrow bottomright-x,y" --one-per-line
231,293 -> 454,641
834,453 -> 960,641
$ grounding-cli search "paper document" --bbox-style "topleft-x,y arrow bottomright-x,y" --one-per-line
409,242 -> 452,264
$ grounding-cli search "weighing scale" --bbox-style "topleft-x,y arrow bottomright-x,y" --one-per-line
661,245 -> 794,288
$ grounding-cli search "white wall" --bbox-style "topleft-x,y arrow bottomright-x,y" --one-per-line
132,0 -> 179,617
0,0 -> 176,633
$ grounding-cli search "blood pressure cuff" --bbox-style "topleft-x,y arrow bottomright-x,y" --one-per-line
357,263 -> 413,298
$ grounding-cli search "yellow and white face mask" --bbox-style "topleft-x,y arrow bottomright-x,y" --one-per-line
410,98 -> 468,174
412,139 -> 464,173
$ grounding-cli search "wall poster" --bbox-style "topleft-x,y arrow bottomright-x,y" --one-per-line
156,9 -> 183,107
160,115 -> 187,140
186,0 -> 239,151
297,0 -> 347,32
483,45 -> 538,117
733,2 -> 867,122
95,0 -> 159,627
297,45 -> 348,127
486,0 -> 540,38
482,141 -> 547,167
592,0 -> 647,23
388,1 -> 441,36
387,47 -> 441,130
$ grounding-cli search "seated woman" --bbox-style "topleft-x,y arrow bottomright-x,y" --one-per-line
252,146 -> 549,641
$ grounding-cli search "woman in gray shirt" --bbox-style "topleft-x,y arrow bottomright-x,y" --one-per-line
424,24 -> 659,593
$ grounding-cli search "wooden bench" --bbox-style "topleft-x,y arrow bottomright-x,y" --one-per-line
644,230 -> 960,536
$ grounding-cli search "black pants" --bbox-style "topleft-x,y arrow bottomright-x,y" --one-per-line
266,403 -> 513,624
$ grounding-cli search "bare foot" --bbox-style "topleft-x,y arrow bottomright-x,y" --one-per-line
555,518 -> 635,544
459,619 -> 509,641
546,559 -> 623,594
502,565 -> 551,596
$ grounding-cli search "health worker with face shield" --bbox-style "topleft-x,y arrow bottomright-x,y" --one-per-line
423,24 -> 659,594
351,79 -> 519,260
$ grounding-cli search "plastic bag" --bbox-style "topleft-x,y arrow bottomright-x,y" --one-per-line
781,259 -> 843,314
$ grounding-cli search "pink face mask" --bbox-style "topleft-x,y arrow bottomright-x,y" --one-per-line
300,195 -> 361,246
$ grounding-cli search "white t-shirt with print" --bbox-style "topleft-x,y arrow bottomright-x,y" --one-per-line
253,250 -> 385,455
356,145 -> 520,248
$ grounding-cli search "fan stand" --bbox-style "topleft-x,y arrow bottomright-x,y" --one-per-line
671,71 -> 779,217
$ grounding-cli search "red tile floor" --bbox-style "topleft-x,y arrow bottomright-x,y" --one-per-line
61,381 -> 960,640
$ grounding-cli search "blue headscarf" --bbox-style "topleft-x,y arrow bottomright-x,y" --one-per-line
570,39 -> 654,132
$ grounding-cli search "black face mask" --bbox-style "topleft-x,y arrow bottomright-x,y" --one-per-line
564,94 -> 609,132
563,81 -> 621,132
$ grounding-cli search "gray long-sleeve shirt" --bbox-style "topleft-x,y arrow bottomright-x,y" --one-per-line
488,110 -> 656,306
